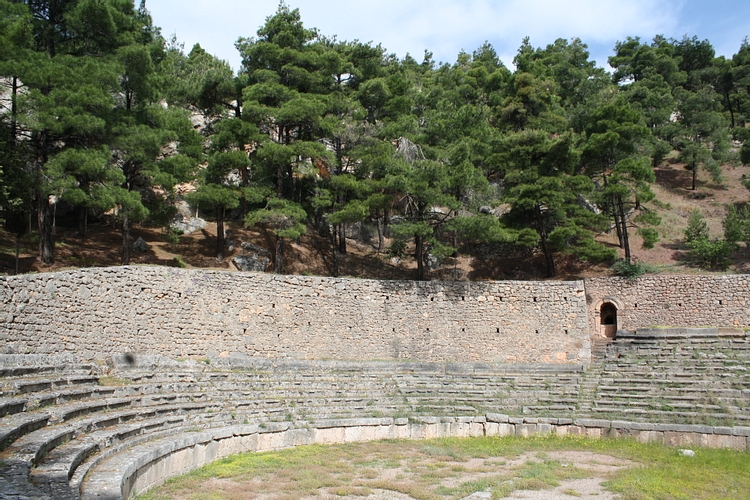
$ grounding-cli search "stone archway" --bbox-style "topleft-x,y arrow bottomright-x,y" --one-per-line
600,302 -> 618,338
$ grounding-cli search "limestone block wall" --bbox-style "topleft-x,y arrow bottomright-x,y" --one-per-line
0,266 -> 590,364
585,275 -> 750,334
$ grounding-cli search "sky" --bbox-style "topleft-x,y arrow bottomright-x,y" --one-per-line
145,0 -> 750,72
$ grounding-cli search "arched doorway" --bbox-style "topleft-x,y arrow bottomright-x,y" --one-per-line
600,302 -> 618,338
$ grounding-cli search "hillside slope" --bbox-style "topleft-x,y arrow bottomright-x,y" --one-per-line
2,159 -> 748,280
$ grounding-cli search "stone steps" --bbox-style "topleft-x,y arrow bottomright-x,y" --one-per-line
0,364 -> 97,380
0,400 -> 229,500
0,338 -> 747,499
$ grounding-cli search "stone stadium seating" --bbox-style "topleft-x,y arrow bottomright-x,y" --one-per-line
1,331 -> 749,499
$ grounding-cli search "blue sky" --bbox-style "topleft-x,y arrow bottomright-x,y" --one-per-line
146,0 -> 750,72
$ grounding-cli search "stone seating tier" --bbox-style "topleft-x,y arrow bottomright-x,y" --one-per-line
0,331 -> 748,499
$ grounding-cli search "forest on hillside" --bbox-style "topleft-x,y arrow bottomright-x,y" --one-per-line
1,1 -> 750,280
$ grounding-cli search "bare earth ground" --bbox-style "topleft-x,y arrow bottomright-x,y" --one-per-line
162,451 -> 634,500
2,159 -> 749,279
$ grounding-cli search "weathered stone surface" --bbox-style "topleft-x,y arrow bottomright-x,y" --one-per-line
486,413 -> 509,423
170,215 -> 206,235
586,275 -> 750,333
0,266 -> 591,364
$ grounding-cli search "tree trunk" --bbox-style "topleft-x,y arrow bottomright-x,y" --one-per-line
78,205 -> 87,238
338,223 -> 347,254
240,166 -> 249,221
611,196 -> 624,249
121,214 -> 131,265
216,206 -> 225,260
691,164 -> 697,191
35,127 -> 54,264
535,205 -> 556,278
376,213 -> 384,254
617,195 -> 631,264
724,89 -> 735,128
736,96 -> 745,128
274,236 -> 284,273
15,235 -> 20,275
44,0 -> 65,57
37,191 -> 54,264
10,76 -> 18,144
331,225 -> 339,277
415,233 -> 425,280
276,127 -> 285,197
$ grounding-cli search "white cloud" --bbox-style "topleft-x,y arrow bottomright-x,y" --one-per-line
147,0 -> 744,72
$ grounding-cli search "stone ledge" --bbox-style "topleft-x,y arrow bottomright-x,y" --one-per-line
627,328 -> 747,339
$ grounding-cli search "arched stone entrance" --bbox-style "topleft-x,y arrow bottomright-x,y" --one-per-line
600,302 -> 618,338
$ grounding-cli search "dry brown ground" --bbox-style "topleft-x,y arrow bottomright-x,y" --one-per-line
2,159 -> 748,280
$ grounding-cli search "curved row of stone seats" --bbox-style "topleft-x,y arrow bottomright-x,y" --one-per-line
1,397 -> 234,499
0,357 -> 591,499
1,366 -> 104,415
588,331 -> 750,424
108,359 -> 585,419
1,339 -> 748,500
0,357 -> 247,500
76,415 -> 750,500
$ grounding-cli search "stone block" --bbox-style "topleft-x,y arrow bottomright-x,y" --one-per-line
516,424 -> 537,437
486,413 -> 509,423
664,432 -> 704,447
536,423 -> 554,435
706,434 -> 747,450
574,418 -> 611,429
585,427 -> 603,439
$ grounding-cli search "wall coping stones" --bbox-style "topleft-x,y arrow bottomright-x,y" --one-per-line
313,418 -> 396,429
574,418 -> 611,428
486,413 -> 509,423
653,423 -> 715,434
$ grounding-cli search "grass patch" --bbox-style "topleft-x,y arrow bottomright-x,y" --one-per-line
136,436 -> 750,500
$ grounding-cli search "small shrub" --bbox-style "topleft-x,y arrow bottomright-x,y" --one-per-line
172,256 -> 187,268
387,238 -> 407,258
611,260 -> 658,279
684,210 -> 709,244
638,228 -> 660,249
687,238 -> 734,270
164,227 -> 182,245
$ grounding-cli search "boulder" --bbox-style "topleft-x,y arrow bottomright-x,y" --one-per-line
132,237 -> 149,253
232,254 -> 270,272
240,241 -> 271,257
426,253 -> 441,270
170,215 -> 207,234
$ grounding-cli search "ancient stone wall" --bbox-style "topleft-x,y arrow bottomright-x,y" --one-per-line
0,266 -> 590,364
585,275 -> 750,335
3,268 -> 748,362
